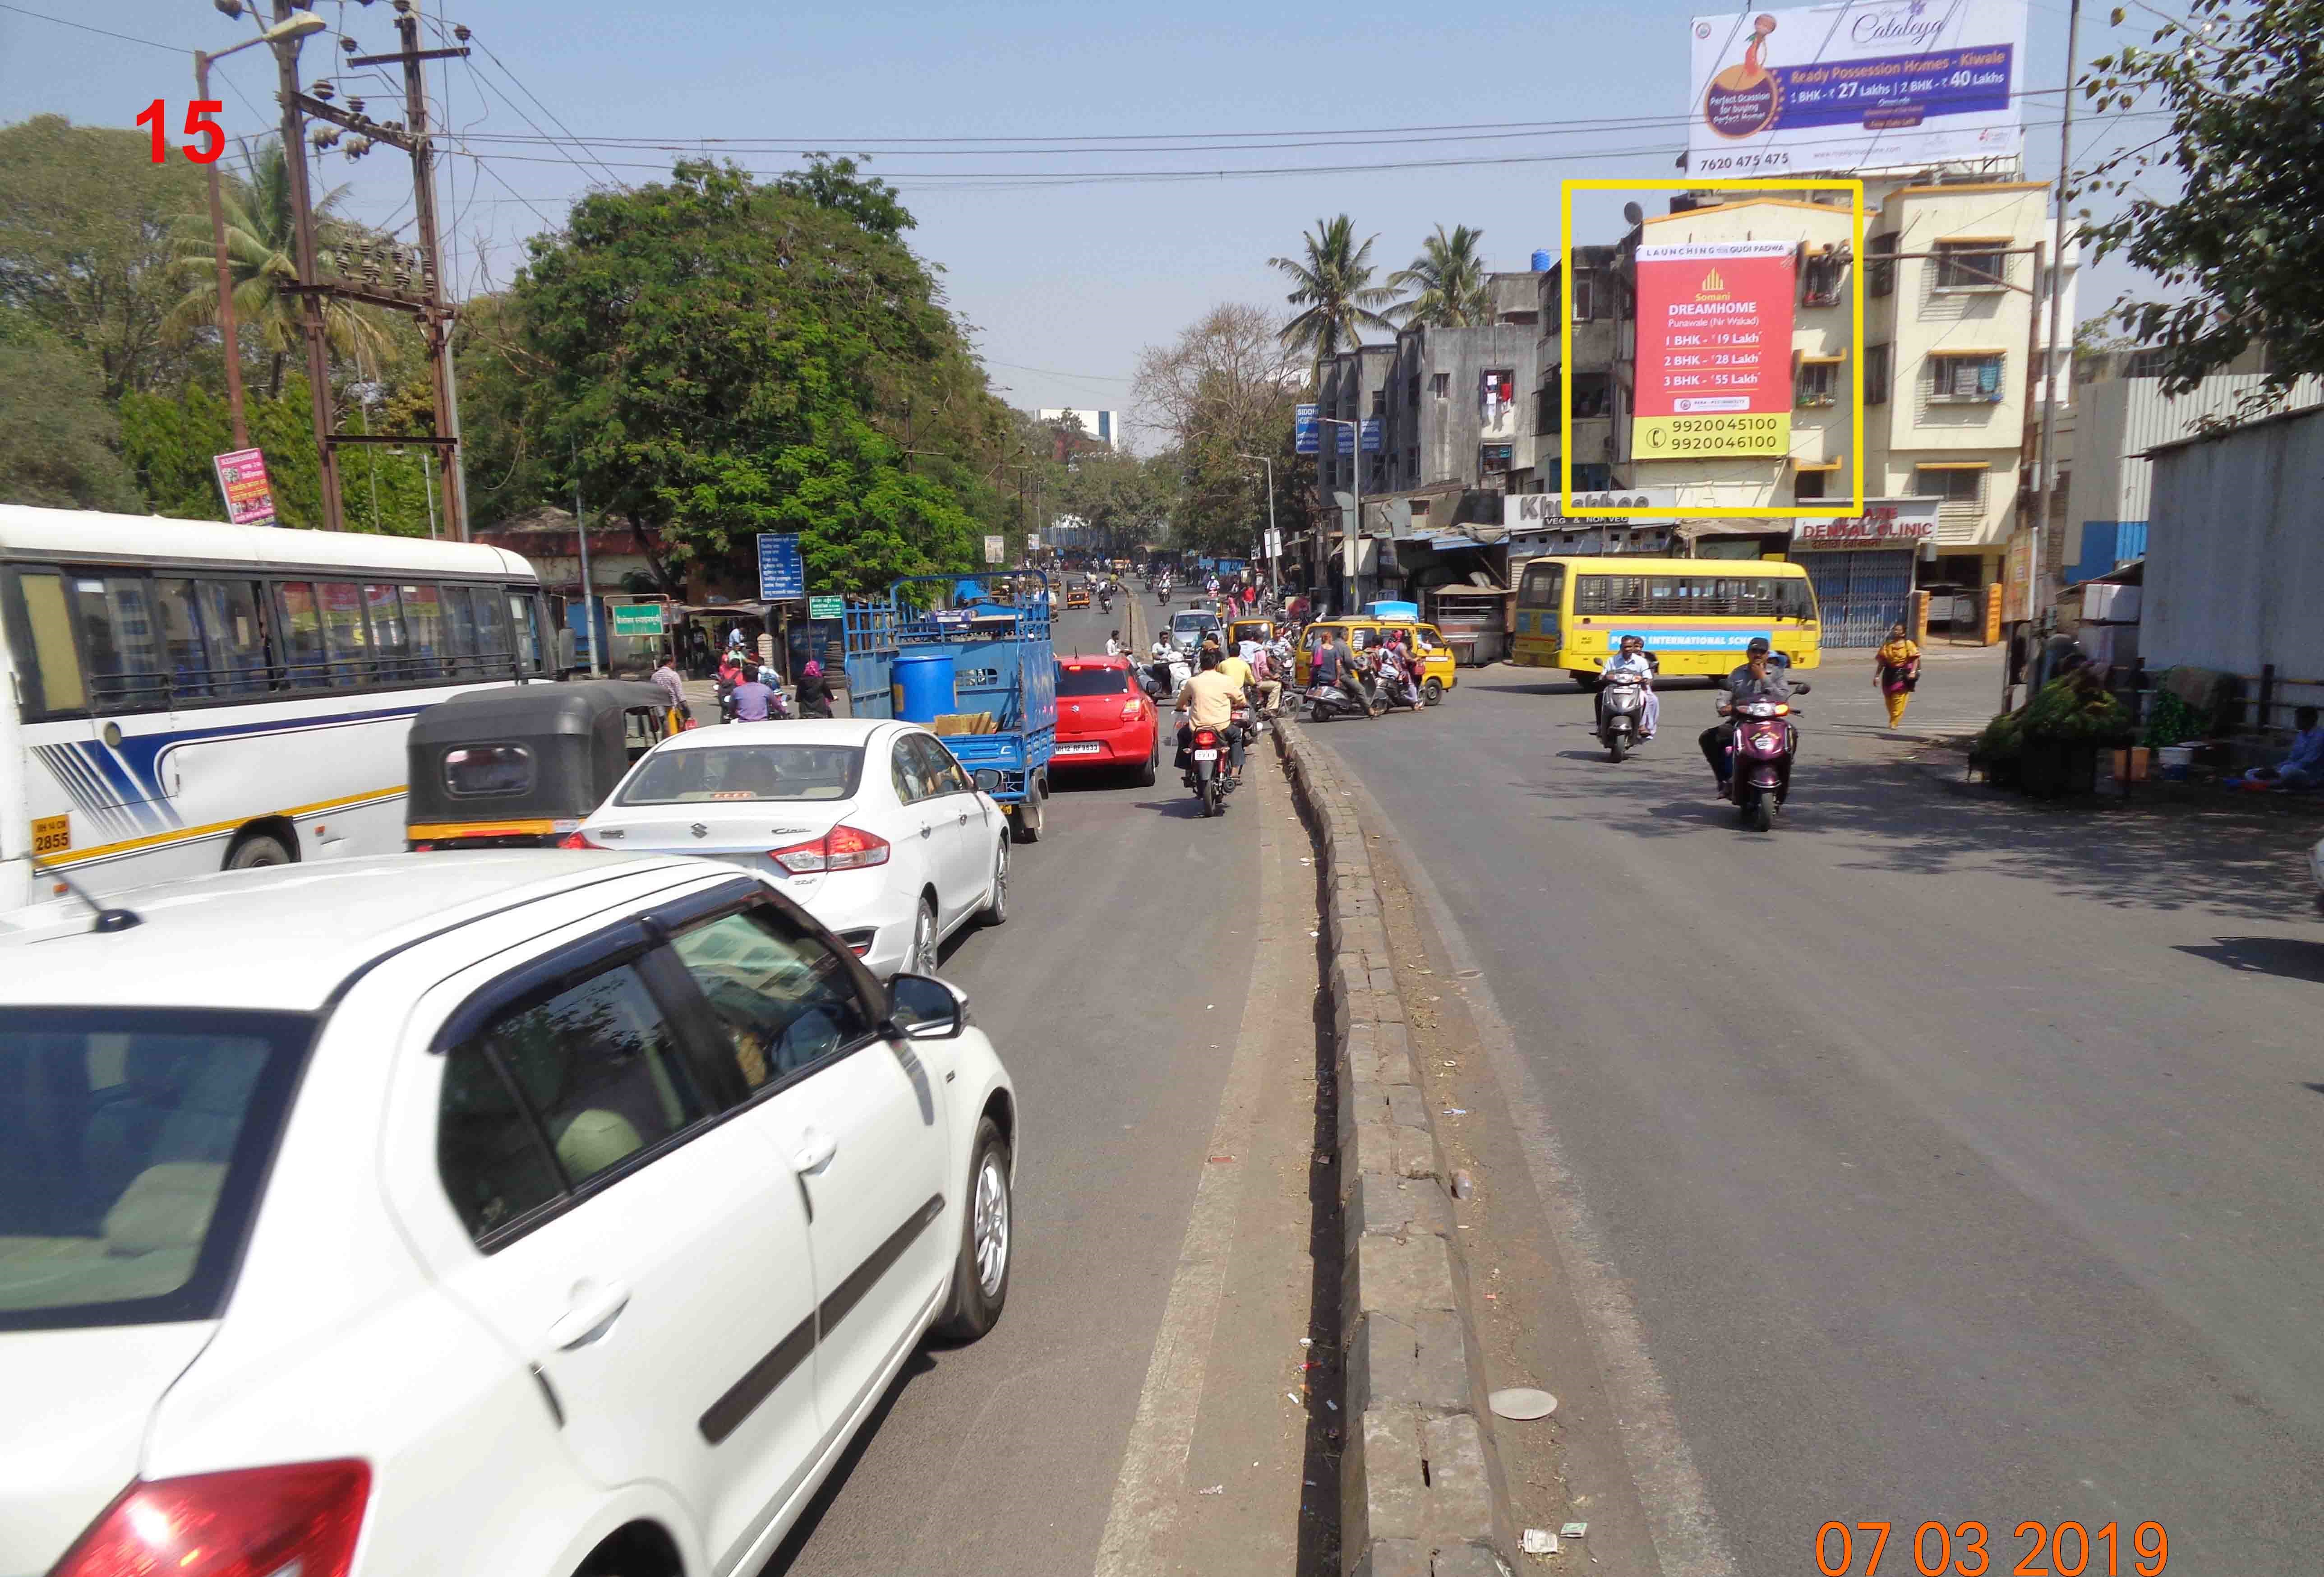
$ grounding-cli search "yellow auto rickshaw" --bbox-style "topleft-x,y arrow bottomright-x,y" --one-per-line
1294,619 -> 1457,703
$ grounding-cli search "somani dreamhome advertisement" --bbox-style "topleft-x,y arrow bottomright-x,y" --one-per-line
1631,240 -> 1797,460
1689,0 -> 2029,175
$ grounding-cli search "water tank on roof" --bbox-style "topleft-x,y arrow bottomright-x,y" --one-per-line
1531,249 -> 1553,272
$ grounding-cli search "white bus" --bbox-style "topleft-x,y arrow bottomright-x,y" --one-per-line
0,505 -> 550,911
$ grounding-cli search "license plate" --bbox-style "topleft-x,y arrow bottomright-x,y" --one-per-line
1056,742 -> 1102,755
1193,749 -> 1219,761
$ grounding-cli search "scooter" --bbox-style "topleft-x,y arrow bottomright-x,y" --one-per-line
1099,590 -> 1114,614
1306,679 -> 1383,722
1598,670 -> 1652,762
1721,688 -> 1807,830
1372,655 -> 1424,715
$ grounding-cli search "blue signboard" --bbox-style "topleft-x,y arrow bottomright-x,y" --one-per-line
1294,403 -> 1319,455
1609,625 -> 1773,652
756,534 -> 804,601
1332,417 -> 1383,455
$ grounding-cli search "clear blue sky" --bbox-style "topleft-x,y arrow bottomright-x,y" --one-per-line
6,0 -> 2160,443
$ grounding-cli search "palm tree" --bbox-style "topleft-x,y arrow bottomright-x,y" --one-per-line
168,143 -> 399,398
1268,215 -> 1397,375
1387,224 -> 1493,328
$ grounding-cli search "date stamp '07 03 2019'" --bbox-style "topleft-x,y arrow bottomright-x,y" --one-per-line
1814,1519 -> 2168,1576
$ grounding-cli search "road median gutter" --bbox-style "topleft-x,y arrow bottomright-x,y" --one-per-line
1276,715 -> 1517,1577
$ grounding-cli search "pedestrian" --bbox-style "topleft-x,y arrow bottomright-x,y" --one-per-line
1106,629 -> 1123,657
796,658 -> 835,718
1874,622 -> 1921,729
2230,705 -> 2324,791
650,652 -> 688,717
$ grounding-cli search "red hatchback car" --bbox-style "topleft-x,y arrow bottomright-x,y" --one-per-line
1053,653 -> 1159,783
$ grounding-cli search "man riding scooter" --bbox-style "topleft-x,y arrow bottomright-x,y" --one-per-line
1699,637 -> 1805,798
1597,633 -> 1661,740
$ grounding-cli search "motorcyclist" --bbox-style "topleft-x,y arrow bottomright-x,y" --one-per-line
1375,638 -> 1420,710
1597,634 -> 1660,740
1699,636 -> 1795,797
1315,630 -> 1370,713
1175,648 -> 1246,782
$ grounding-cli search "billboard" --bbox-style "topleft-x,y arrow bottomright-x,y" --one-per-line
211,447 -> 277,526
1791,496 -> 1939,548
1688,0 -> 2027,176
1294,404 -> 1319,454
1631,240 -> 1796,459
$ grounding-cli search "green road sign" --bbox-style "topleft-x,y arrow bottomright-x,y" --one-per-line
609,602 -> 664,636
808,596 -> 845,620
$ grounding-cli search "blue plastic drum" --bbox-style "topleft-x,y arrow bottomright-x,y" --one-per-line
892,646 -> 957,722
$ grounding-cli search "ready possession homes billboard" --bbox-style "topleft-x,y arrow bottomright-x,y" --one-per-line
1688,0 -> 2027,176
1631,240 -> 1796,460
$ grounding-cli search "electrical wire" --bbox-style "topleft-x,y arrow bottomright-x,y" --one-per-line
456,25 -> 629,191
0,1 -> 188,53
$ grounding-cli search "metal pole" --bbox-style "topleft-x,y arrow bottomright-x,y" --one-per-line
575,449 -> 600,678
2032,0 -> 2080,629
397,5 -> 466,542
421,450 -> 438,540
270,2 -> 342,531
195,51 -> 249,449
1240,453 -> 1278,597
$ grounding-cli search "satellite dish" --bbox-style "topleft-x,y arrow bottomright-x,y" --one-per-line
1623,202 -> 1646,226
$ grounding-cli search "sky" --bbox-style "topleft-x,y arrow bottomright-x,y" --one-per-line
4,0 -> 2173,446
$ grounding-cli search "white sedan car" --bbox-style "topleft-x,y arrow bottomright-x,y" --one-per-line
0,852 -> 1016,1577
573,720 -> 1008,978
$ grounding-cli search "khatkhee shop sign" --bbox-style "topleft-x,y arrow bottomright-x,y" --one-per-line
1791,497 -> 1939,549
1630,240 -> 1795,461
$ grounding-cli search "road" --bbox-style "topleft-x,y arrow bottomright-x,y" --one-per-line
765,601 -> 1333,1577
1308,652 -> 2324,1574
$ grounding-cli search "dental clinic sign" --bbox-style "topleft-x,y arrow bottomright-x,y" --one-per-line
1791,497 -> 1939,548
1688,0 -> 2027,176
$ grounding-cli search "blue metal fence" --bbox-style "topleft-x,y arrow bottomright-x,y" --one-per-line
1805,550 -> 1914,647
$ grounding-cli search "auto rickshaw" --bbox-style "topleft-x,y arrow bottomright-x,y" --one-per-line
406,680 -> 685,849
1226,617 -> 1276,650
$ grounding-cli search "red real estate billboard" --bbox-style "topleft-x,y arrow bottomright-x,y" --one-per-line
1631,240 -> 1795,458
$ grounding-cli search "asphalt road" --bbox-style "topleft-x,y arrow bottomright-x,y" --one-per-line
765,601 -> 1325,1577
1310,654 -> 2324,1574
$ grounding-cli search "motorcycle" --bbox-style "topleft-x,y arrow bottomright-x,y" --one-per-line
1156,582 -> 1171,606
1721,685 -> 1807,830
1099,590 -> 1114,614
1598,669 -> 1652,762
1182,724 -> 1231,817
1372,653 -> 1424,715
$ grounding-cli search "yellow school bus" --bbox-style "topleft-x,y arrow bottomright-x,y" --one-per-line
1510,557 -> 1821,684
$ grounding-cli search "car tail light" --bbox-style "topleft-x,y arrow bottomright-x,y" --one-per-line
52,1460 -> 371,1577
1122,698 -> 1144,719
557,831 -> 594,849
770,823 -> 890,874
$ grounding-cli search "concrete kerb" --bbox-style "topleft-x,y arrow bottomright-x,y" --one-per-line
1274,717 -> 1517,1577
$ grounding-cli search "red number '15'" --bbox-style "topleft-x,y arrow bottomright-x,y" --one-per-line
132,100 -> 226,164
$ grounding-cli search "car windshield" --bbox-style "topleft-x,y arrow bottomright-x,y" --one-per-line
1057,665 -> 1127,696
0,1009 -> 314,1331
1171,613 -> 1215,634
618,744 -> 864,804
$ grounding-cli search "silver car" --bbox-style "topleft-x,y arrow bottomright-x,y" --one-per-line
1170,610 -> 1221,656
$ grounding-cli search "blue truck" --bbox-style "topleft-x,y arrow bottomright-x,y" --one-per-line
842,573 -> 1058,842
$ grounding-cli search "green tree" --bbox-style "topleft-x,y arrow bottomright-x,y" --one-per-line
1056,448 -> 1176,559
0,115 -> 204,398
166,143 -> 400,398
506,160 -> 993,595
2082,0 -> 2324,400
1388,224 -> 1492,327
773,154 -> 915,241
1134,304 -> 1311,556
1268,216 -> 1397,374
0,325 -> 144,510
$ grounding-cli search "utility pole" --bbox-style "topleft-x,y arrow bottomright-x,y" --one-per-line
1239,452 -> 1278,595
277,1 -> 470,534
1321,417 -> 1360,615
2031,0 -> 2082,634
575,448 -> 600,678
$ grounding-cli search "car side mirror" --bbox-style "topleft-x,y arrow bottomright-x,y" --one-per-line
888,972 -> 967,1039
972,768 -> 1003,792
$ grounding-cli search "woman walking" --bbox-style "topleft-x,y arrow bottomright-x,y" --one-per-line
796,658 -> 835,719
1874,621 -> 1922,729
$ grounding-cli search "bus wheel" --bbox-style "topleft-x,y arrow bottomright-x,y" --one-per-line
225,830 -> 295,869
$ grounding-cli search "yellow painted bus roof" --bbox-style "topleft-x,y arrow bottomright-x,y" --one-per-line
1521,556 -> 1812,576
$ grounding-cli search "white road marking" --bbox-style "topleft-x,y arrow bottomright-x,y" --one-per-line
1091,768 -> 1283,1577
1368,802 -> 1739,1577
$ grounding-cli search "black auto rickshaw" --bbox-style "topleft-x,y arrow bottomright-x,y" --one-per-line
406,681 -> 684,850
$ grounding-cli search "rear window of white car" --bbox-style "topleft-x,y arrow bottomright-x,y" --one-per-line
619,744 -> 864,804
0,1010 -> 313,1330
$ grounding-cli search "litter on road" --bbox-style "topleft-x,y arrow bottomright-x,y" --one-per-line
1522,1528 -> 1560,1556
1197,1484 -> 1223,1496
1489,1387 -> 1558,1420
1561,1522 -> 1588,1540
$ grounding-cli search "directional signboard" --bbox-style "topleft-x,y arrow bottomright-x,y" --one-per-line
808,595 -> 846,619
756,534 -> 805,601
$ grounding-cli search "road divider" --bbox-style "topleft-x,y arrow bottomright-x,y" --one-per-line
1275,716 -> 1517,1577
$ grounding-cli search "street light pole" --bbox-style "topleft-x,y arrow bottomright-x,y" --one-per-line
2031,0 -> 2082,631
1320,418 -> 1360,615
1238,452 -> 1277,597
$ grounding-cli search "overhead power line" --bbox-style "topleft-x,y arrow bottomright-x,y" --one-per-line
0,1 -> 188,53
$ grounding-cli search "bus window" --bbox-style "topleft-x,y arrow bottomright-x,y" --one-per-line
4,569 -> 88,716
1517,564 -> 1563,607
508,592 -> 545,676
366,585 -> 411,681
441,585 -> 482,678
318,582 -> 370,684
399,584 -> 446,680
472,590 -> 515,675
74,576 -> 167,712
276,582 -> 329,687
194,580 -> 272,697
154,579 -> 212,701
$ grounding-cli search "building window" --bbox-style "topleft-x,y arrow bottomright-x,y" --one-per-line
1573,270 -> 1598,321
1479,444 -> 1514,478
1914,467 -> 1986,506
1794,468 -> 1830,502
1573,462 -> 1614,490
1481,369 -> 1515,422
1406,375 -> 1421,406
1370,389 -> 1387,417
1534,385 -> 1556,435
2123,347 -> 2171,379
1930,353 -> 2006,403
1934,240 -> 2009,291
1795,359 -> 1841,408
1867,232 -> 1898,297
1801,249 -> 1846,308
1866,343 -> 1891,405
1430,373 -> 1450,398
1572,372 -> 1612,418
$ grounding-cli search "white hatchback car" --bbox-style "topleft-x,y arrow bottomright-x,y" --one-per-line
0,852 -> 1016,1577
573,719 -> 1009,978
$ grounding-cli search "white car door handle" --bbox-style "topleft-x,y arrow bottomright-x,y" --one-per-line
793,1130 -> 838,1173
548,1282 -> 631,1351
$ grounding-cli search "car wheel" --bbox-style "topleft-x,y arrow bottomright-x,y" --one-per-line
936,1116 -> 1012,1342
224,831 -> 294,869
1134,735 -> 1158,787
909,896 -> 939,973
1423,677 -> 1444,705
978,839 -> 1010,926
